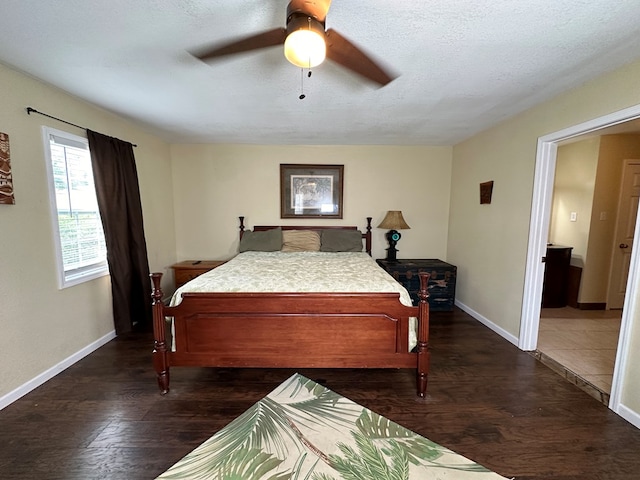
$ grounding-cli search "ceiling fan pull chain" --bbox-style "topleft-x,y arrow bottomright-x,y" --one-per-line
296,16 -> 314,99
299,68 -> 306,99
306,18 -> 313,79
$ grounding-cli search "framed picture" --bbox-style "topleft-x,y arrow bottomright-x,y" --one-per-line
280,164 -> 344,218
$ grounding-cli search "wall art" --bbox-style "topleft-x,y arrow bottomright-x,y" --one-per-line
0,132 -> 14,205
280,164 -> 344,218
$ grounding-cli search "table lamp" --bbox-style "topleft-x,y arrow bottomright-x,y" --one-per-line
377,210 -> 410,261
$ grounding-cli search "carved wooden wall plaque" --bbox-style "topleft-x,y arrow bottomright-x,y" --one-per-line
0,132 -> 14,205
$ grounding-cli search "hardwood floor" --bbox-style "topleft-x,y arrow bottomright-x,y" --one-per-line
1,308 -> 639,479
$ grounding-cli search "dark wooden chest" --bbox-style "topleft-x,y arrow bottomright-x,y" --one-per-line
376,258 -> 457,311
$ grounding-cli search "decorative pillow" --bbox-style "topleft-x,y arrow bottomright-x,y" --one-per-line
238,227 -> 283,252
281,229 -> 321,252
320,229 -> 363,252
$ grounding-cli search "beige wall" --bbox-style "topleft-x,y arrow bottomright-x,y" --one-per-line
449,59 -> 640,418
625,280 -> 640,402
0,63 -> 176,400
169,144 -> 453,266
550,138 -> 600,267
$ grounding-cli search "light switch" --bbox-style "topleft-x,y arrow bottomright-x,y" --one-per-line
570,212 -> 577,222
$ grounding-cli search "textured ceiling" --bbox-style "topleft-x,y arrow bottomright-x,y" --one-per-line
1,1 -> 640,145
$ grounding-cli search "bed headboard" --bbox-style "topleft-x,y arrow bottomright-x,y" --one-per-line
239,216 -> 373,256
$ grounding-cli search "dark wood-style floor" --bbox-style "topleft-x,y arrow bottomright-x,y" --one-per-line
2,308 -> 639,479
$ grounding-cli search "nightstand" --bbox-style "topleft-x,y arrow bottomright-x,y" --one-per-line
376,259 -> 457,311
171,260 -> 226,288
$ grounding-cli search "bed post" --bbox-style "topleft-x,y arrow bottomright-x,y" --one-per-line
239,216 -> 245,240
365,217 -> 372,255
416,272 -> 431,397
150,273 -> 170,394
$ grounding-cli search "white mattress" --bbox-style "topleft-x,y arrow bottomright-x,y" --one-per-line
171,251 -> 417,350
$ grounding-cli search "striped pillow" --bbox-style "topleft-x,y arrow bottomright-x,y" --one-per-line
281,230 -> 321,252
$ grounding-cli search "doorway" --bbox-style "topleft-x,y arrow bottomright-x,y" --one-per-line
536,140 -> 637,403
519,104 -> 640,418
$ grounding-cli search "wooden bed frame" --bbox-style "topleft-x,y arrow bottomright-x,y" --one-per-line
150,217 -> 431,397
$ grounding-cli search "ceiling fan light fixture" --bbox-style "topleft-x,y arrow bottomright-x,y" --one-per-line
192,1 -> 395,87
284,16 -> 326,68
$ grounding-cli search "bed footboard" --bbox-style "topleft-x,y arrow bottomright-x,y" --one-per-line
150,272 -> 430,397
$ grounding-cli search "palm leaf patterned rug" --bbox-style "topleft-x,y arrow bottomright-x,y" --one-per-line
157,373 -> 510,479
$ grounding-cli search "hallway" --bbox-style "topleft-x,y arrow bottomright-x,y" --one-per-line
536,306 -> 622,404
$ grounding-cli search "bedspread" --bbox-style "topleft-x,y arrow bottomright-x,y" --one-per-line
171,251 -> 417,350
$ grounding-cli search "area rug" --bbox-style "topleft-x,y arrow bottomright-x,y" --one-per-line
157,373 -> 510,479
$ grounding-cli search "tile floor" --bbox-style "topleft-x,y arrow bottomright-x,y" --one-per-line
536,306 -> 622,404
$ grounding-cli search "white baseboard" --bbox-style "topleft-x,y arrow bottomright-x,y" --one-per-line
614,403 -> 640,429
454,300 -> 520,347
0,330 -> 116,410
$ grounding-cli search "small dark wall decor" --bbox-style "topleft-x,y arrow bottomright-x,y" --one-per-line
280,164 -> 344,218
0,132 -> 15,205
480,180 -> 494,204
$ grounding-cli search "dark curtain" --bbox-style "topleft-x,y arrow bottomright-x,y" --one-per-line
87,130 -> 152,334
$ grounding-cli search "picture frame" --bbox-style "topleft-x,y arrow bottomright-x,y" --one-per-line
280,164 -> 344,218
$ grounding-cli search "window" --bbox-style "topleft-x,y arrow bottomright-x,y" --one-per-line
43,127 -> 108,288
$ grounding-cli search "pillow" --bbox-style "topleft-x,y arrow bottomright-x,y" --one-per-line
320,229 -> 363,252
238,227 -> 282,252
281,229 -> 321,252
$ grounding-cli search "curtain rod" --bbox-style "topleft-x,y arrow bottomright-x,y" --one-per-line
25,107 -> 137,147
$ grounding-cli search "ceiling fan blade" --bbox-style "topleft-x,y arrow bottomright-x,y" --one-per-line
287,0 -> 332,22
325,29 -> 396,86
193,28 -> 287,62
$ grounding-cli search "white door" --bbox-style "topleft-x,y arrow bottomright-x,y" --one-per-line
607,160 -> 640,309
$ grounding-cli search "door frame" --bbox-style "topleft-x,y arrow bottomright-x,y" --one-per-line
519,103 -> 640,414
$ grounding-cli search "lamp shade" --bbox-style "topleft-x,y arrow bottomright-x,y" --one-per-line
377,210 -> 410,230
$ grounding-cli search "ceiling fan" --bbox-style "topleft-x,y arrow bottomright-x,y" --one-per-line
192,0 -> 396,86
